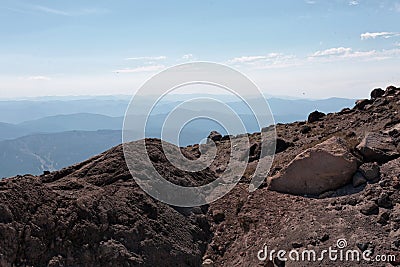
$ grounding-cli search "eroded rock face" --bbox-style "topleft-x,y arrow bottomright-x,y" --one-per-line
356,132 -> 399,163
268,137 -> 358,195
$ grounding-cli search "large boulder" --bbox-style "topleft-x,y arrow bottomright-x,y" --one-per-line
356,132 -> 399,163
307,110 -> 326,123
207,131 -> 222,142
355,99 -> 372,110
370,88 -> 385,99
385,85 -> 398,96
268,137 -> 358,195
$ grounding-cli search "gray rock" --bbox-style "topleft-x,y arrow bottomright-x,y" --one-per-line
292,242 -> 303,248
377,192 -> 392,208
212,210 -> 225,224
202,259 -> 214,266
377,211 -> 390,225
385,85 -> 398,95
360,201 -> 379,216
207,131 -> 222,143
352,172 -> 367,187
371,88 -> 385,99
356,132 -> 399,163
355,99 -> 372,110
268,137 -> 358,195
300,125 -> 311,134
359,162 -> 380,182
308,110 -> 326,123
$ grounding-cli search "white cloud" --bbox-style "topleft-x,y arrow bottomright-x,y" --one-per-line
125,56 -> 166,61
305,0 -> 316,4
349,0 -> 359,6
28,5 -> 108,16
113,65 -> 165,73
28,76 -> 51,81
181,54 -> 196,61
32,5 -> 69,15
228,53 -> 299,69
311,47 -> 352,57
228,55 -> 266,64
309,47 -> 400,62
229,47 -> 400,70
361,32 -> 400,40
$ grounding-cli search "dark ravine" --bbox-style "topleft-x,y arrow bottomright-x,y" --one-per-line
0,85 -> 399,267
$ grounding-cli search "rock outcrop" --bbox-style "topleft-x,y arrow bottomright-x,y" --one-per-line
307,110 -> 326,123
268,137 -> 358,195
356,132 -> 399,163
207,131 -> 222,143
371,88 -> 385,99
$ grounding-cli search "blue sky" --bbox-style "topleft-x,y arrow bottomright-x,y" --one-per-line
0,0 -> 399,98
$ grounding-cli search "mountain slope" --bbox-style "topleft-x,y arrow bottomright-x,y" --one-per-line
0,122 -> 31,140
0,130 -> 121,178
0,86 -> 398,266
17,113 -> 123,133
0,140 -> 213,266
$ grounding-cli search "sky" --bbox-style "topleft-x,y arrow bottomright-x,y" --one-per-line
0,0 -> 399,99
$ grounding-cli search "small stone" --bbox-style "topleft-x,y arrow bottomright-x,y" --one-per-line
340,108 -> 353,114
274,257 -> 286,267
360,201 -> 379,216
319,234 -> 330,242
212,210 -> 225,224
352,172 -> 367,187
276,138 -> 293,153
202,259 -> 214,267
378,211 -> 390,225
359,163 -> 380,182
377,192 -> 392,209
291,242 -> 303,248
356,242 -> 369,252
300,125 -> 311,134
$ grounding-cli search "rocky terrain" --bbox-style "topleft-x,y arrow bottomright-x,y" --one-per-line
0,85 -> 399,266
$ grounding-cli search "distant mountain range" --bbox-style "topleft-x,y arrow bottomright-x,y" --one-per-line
0,130 -> 121,178
0,95 -> 356,178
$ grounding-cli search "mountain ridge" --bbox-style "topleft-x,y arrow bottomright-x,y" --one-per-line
0,86 -> 398,266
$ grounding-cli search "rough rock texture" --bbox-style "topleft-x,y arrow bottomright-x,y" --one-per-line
307,110 -> 326,123
0,140 -> 214,267
359,162 -> 380,181
268,137 -> 358,195
207,131 -> 222,142
1,85 -> 400,267
204,85 -> 400,267
371,88 -> 385,99
356,132 -> 399,163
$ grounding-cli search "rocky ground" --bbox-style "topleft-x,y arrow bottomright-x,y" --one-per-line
0,86 -> 399,266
